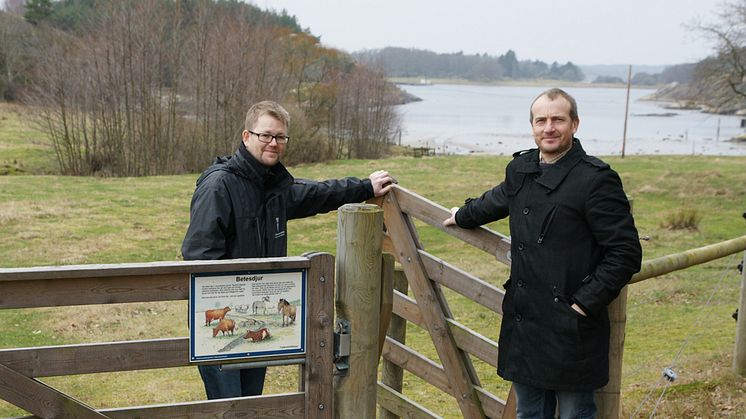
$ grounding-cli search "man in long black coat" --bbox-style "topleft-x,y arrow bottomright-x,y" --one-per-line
182,100 -> 394,399
444,88 -> 642,418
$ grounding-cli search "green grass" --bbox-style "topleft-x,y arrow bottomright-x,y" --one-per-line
0,103 -> 56,175
0,103 -> 745,417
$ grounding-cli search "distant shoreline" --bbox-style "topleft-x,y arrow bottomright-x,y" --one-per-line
387,77 -> 664,90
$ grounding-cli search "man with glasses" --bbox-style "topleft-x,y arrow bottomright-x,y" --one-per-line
444,88 -> 641,418
182,100 -> 394,399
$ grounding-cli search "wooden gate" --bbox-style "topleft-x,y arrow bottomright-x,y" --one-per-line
372,185 -> 746,418
374,186 -> 512,418
0,254 -> 335,418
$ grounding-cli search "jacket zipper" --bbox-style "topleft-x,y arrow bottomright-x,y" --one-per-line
255,218 -> 264,254
537,206 -> 558,244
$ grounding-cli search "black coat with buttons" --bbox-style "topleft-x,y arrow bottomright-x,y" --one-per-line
455,139 -> 642,391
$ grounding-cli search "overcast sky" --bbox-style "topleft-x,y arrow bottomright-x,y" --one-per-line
0,0 -> 722,65
253,0 -> 722,66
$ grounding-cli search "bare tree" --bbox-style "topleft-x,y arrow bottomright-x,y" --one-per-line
83,0 -> 186,176
329,64 -> 399,160
0,11 -> 35,100
24,0 -> 401,175
280,34 -> 344,164
28,1 -> 188,176
182,1 -> 297,169
29,27 -> 91,174
693,0 -> 746,105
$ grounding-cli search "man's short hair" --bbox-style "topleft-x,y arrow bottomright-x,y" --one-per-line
529,88 -> 579,123
245,101 -> 290,131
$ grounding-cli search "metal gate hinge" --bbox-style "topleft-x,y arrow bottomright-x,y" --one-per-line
333,319 -> 351,376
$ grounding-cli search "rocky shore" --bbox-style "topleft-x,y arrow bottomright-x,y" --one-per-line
641,82 -> 746,116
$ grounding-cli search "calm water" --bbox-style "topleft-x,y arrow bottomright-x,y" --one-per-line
396,84 -> 746,156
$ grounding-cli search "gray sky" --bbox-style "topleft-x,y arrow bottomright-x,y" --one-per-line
253,0 -> 721,66
0,0 -> 721,65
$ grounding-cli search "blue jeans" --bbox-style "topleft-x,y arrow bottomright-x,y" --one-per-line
513,382 -> 596,419
198,365 -> 267,399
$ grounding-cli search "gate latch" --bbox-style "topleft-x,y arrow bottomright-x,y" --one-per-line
333,319 -> 351,376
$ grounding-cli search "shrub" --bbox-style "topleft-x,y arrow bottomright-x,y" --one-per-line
660,208 -> 702,230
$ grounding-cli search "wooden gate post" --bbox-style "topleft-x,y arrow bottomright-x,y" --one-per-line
334,203 -> 384,419
379,269 -> 408,419
304,252 -> 336,419
595,198 -> 634,418
734,251 -> 746,376
595,287 -> 628,418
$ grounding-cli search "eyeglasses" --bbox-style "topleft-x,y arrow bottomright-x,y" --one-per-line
248,130 -> 290,144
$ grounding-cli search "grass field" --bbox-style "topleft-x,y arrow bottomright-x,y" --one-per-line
0,102 -> 745,417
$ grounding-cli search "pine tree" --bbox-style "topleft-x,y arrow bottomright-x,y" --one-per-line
24,0 -> 53,25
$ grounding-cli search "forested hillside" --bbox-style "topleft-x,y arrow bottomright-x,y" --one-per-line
0,0 -> 401,175
354,47 -> 585,82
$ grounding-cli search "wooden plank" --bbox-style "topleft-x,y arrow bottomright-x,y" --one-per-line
401,213 -> 483,389
0,257 -> 311,281
474,386 -> 507,419
382,337 -> 451,393
419,249 -> 505,315
0,338 -> 305,378
0,274 -> 188,309
392,187 -> 511,265
14,394 -> 306,419
383,192 -> 485,417
382,338 -> 506,418
385,235 -> 505,315
501,386 -> 517,419
100,392 -> 305,419
379,254 -> 395,360
393,290 -> 424,324
0,258 -> 314,309
380,270 -> 408,419
383,234 -> 395,255
377,382 -> 442,419
393,292 -> 499,369
597,201 -> 634,418
448,318 -> 499,370
0,338 -> 190,377
595,287 -> 628,419
0,363 -> 109,418
304,253 -> 335,419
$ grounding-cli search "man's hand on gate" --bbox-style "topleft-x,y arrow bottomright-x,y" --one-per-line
443,207 -> 459,227
369,170 -> 396,197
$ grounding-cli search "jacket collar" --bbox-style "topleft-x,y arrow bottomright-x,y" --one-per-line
514,139 -> 587,192
235,143 -> 294,189
211,143 -> 294,190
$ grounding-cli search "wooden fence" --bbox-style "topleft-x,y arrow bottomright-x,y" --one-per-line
373,186 -> 510,418
0,255 -> 336,419
1,185 -> 744,418
372,185 -> 746,418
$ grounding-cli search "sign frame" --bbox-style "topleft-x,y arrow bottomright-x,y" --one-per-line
189,268 -> 307,363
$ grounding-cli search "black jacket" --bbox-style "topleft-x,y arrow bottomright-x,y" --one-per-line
456,139 -> 642,391
182,145 -> 374,260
